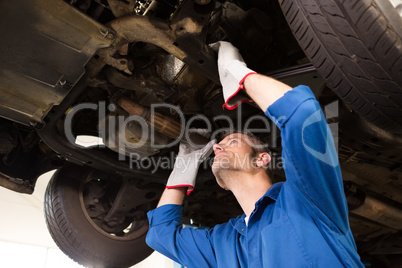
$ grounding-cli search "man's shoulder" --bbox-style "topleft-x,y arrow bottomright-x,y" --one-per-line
264,85 -> 317,127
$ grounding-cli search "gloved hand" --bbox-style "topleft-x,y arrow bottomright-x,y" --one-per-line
166,130 -> 216,195
210,41 -> 256,110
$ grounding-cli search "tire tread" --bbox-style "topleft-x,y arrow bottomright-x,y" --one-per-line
281,0 -> 402,133
44,168 -> 152,268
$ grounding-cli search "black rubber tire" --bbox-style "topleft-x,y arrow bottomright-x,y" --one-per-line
44,166 -> 154,268
279,0 -> 402,133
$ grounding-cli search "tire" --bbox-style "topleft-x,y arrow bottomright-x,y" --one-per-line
44,165 -> 154,268
279,0 -> 402,133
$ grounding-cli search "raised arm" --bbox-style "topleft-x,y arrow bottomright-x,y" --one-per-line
213,41 -> 349,232
210,41 -> 292,111
157,187 -> 186,207
146,133 -> 217,266
156,131 -> 215,207
266,85 -> 349,232
243,73 -> 292,112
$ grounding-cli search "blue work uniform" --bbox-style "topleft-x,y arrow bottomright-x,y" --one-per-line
146,85 -> 364,267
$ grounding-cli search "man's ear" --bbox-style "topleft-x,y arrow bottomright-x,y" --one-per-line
256,152 -> 271,168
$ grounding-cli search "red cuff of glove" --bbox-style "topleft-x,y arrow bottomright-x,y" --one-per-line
223,72 -> 257,110
166,185 -> 194,195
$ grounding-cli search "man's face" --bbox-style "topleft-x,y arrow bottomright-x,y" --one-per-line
212,133 -> 256,188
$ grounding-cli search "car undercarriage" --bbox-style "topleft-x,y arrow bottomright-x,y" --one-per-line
0,0 -> 402,267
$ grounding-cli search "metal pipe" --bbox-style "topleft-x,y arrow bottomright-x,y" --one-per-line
117,97 -> 182,139
351,195 -> 402,230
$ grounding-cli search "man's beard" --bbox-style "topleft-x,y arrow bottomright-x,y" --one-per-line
212,153 -> 255,189
212,166 -> 230,190
212,155 -> 240,174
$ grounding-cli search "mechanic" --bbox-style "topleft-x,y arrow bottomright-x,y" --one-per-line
146,41 -> 364,267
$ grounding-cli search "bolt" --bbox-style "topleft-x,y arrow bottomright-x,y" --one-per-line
106,33 -> 115,40
99,29 -> 108,37
99,29 -> 115,40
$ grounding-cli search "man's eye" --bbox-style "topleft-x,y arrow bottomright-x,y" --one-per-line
230,140 -> 238,145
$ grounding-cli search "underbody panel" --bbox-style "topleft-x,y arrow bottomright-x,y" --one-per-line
0,0 -> 114,126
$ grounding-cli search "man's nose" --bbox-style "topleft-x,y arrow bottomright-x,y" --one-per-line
213,143 -> 223,153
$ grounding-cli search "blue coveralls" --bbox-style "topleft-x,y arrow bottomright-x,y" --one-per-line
146,85 -> 364,267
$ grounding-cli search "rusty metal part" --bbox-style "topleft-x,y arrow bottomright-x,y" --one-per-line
342,163 -> 402,204
118,43 -> 129,56
339,104 -> 402,206
349,214 -> 397,242
97,3 -> 219,83
101,112 -> 170,158
151,111 -> 182,139
351,196 -> 402,231
346,182 -> 402,231
117,97 -> 182,139
107,0 -> 137,17
104,16 -> 186,71
0,172 -> 34,194
105,67 -> 175,98
125,120 -> 170,146
0,0 -> 115,127
157,54 -> 186,85
118,98 -> 147,117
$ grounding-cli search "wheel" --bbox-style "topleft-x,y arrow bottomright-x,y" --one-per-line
280,0 -> 402,133
44,165 -> 154,268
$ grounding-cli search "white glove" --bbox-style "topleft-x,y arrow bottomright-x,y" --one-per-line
210,41 -> 256,110
166,130 -> 216,195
